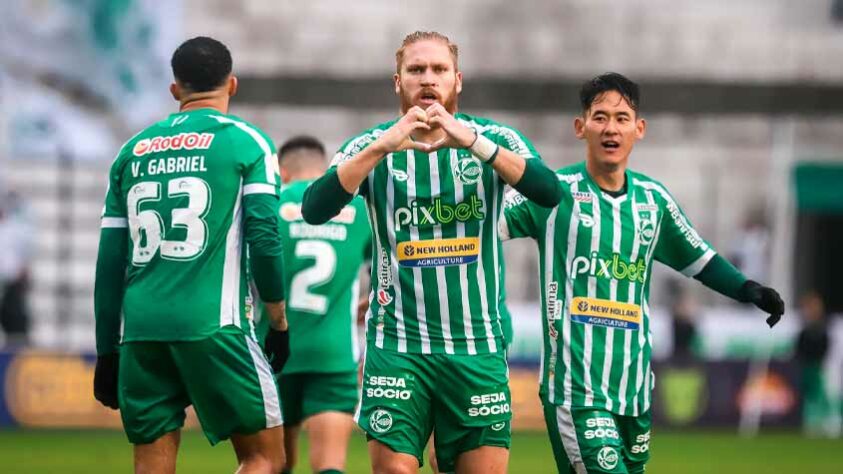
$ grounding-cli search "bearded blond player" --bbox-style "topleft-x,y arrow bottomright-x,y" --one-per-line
302,32 -> 562,474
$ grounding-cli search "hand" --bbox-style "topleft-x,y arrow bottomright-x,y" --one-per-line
425,103 -> 477,152
372,106 -> 433,154
740,280 -> 785,327
93,353 -> 119,409
264,329 -> 290,374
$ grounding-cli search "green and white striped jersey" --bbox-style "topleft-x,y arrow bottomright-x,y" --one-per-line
101,108 -> 279,342
331,113 -> 541,355
501,161 -> 716,416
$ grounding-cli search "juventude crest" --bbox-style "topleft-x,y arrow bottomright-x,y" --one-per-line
453,156 -> 483,185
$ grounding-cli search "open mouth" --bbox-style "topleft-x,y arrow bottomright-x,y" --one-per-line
418,90 -> 439,105
601,140 -> 620,151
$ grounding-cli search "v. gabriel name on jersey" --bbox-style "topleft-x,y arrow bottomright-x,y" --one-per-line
394,195 -> 484,230
571,252 -> 647,284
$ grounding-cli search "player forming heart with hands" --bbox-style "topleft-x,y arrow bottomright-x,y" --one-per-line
374,104 -> 476,155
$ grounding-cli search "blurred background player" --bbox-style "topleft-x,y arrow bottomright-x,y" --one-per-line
500,72 -> 785,473
301,30 -> 562,474
255,135 -> 371,474
0,190 -> 34,347
794,290 -> 832,437
93,36 -> 289,474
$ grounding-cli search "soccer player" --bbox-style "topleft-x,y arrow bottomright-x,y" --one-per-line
93,36 -> 289,474
500,72 -> 785,473
260,136 -> 371,474
302,31 -> 563,474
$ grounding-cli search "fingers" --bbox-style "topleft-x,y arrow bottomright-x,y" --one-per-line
406,106 -> 428,124
426,137 -> 449,152
766,313 -> 782,328
408,121 -> 431,133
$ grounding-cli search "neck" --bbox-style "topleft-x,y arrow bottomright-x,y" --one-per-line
179,94 -> 229,114
287,168 -> 325,182
586,158 -> 627,192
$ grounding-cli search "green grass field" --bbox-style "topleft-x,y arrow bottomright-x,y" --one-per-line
1,428 -> 840,473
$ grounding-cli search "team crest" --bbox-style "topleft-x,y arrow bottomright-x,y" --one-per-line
597,447 -> 619,470
369,409 -> 393,433
453,157 -> 483,185
637,220 -> 656,246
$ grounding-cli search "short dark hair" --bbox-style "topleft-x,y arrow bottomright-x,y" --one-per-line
579,72 -> 640,114
171,36 -> 232,93
278,135 -> 325,162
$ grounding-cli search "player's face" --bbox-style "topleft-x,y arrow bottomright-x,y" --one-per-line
574,90 -> 646,169
395,40 -> 462,114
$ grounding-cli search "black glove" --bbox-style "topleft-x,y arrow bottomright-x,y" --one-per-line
264,329 -> 290,374
94,353 -> 120,409
739,280 -> 785,328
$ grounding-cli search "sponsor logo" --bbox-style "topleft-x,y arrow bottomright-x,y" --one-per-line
584,416 -> 619,440
636,204 -> 658,212
394,196 -> 485,231
573,191 -> 593,203
597,447 -> 619,470
397,237 -> 479,268
132,133 -> 214,157
630,431 -> 651,453
571,252 -> 647,284
504,189 -> 526,209
570,297 -> 642,330
369,409 -> 393,433
580,214 -> 594,228
377,289 -> 393,306
666,201 -> 706,249
453,156 -> 483,185
378,249 -> 393,287
546,281 -> 562,339
491,422 -> 507,432
392,169 -> 409,182
366,376 -> 411,400
467,391 -> 511,417
330,131 -> 382,167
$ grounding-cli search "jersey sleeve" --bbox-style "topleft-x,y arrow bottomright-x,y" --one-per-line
651,184 -> 716,277
500,189 -> 540,240
485,124 -> 541,161
329,131 -> 383,197
101,158 -> 128,225
355,198 -> 374,261
228,124 -> 280,196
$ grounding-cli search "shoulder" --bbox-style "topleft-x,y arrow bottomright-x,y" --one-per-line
629,170 -> 674,204
457,114 -> 533,154
331,120 -> 396,166
553,162 -> 588,193
206,113 -> 275,152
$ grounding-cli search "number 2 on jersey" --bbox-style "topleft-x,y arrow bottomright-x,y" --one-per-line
127,177 -> 211,264
289,240 -> 337,315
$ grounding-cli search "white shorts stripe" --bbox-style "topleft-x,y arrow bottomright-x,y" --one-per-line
245,336 -> 283,428
555,405 -> 587,474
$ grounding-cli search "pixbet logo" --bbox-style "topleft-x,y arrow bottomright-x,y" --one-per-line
571,252 -> 647,284
394,196 -> 484,231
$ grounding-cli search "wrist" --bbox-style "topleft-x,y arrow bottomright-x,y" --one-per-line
470,134 -> 499,162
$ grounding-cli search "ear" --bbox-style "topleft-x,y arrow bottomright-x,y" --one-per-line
170,82 -> 180,101
280,166 -> 291,184
574,116 -> 586,140
228,75 -> 238,97
455,70 -> 463,95
393,73 -> 401,96
635,117 -> 647,140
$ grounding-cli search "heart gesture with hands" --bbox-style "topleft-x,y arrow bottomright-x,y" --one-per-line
424,103 -> 476,152
374,106 -> 434,154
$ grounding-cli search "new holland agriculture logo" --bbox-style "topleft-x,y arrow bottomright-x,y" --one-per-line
570,297 -> 642,330
397,237 -> 480,268
453,156 -> 483,185
369,409 -> 393,433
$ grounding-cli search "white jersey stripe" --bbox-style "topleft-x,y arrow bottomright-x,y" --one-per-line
350,277 -> 361,362
474,173 -> 497,353
210,115 -> 277,185
243,183 -> 276,195
219,180 -> 243,328
681,248 -> 716,277
367,172 -> 386,349
544,206 -> 559,403
561,180 -> 582,407
429,152 -> 454,354
406,151 -> 431,354
385,154 -> 407,352
101,217 -> 128,228
451,149 -> 476,355
583,188 -> 601,406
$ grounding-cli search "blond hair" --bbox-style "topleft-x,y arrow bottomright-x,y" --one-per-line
395,31 -> 459,73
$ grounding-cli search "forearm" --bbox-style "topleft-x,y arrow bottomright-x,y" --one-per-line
490,147 -> 527,185
94,228 -> 128,355
337,145 -> 384,193
302,169 -> 356,224
694,253 -> 748,301
509,158 -> 563,208
243,193 -> 285,302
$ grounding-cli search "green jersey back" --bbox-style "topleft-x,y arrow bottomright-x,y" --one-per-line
331,113 -> 541,355
101,108 -> 279,342
502,161 -> 716,416
274,180 -> 371,374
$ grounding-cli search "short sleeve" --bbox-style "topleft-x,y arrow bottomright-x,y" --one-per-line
486,124 -> 541,161
329,131 -> 383,197
652,185 -> 716,277
500,189 -> 540,240
100,157 -> 128,228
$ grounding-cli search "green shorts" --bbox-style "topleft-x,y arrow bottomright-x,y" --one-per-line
278,370 -> 358,426
543,404 -> 651,474
356,346 -> 512,472
118,326 -> 282,445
